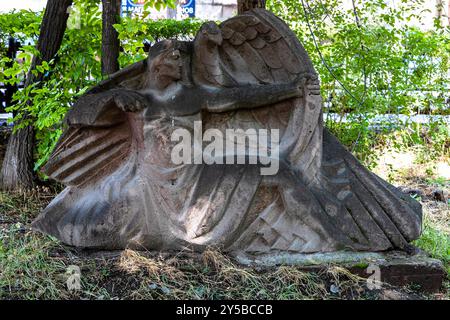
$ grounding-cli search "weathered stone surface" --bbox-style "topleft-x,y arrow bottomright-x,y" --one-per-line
32,9 -> 422,259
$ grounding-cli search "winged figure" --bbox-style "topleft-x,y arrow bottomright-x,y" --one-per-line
33,9 -> 421,259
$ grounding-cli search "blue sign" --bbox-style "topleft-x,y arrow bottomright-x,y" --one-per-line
127,0 -> 145,6
121,0 -> 144,16
121,0 -> 196,18
180,0 -> 195,18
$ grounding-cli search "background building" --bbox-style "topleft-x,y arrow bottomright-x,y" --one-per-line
121,0 -> 236,20
192,0 -> 236,20
0,0 -> 447,29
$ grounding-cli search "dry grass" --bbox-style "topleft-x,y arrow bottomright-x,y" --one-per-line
0,143 -> 448,300
0,212 -> 440,301
119,249 -> 185,282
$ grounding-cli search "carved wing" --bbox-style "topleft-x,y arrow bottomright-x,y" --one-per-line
194,9 -> 323,183
218,9 -> 315,85
86,59 -> 147,94
42,89 -> 146,186
193,9 -> 316,87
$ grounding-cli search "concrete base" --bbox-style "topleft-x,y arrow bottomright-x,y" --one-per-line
234,250 -> 446,293
78,248 -> 446,293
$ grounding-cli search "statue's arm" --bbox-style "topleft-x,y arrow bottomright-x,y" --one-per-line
202,83 -> 300,113
65,88 -> 153,126
202,73 -> 316,113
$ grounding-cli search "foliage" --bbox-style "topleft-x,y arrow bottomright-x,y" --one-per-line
0,1 -> 448,300
0,0 -> 448,172
0,10 -> 42,45
267,0 -> 450,165
414,219 -> 450,275
0,0 -> 202,173
115,17 -> 203,66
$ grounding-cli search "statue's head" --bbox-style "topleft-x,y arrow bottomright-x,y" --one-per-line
147,40 -> 182,90
198,21 -> 223,46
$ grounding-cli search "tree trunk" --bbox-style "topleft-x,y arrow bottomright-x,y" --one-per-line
4,38 -> 20,112
447,1 -> 450,26
0,0 -> 73,191
102,0 -> 121,76
448,0 -> 450,26
238,0 -> 266,14
435,0 -> 445,27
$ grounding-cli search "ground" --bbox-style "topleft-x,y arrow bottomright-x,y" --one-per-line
0,129 -> 448,300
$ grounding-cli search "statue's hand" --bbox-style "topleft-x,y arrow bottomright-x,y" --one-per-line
292,72 -> 320,95
110,89 -> 149,112
67,89 -> 149,126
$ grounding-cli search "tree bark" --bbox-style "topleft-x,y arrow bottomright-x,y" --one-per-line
448,0 -> 450,26
0,0 -> 73,191
238,0 -> 266,14
435,0 -> 444,27
4,38 -> 20,112
102,0 -> 121,76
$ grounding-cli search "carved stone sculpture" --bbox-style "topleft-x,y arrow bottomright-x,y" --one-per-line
32,9 -> 422,258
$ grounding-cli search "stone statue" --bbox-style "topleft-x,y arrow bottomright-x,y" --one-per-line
33,9 -> 422,259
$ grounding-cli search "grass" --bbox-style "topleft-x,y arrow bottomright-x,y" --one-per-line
426,177 -> 449,188
0,229 -> 361,299
414,218 -> 450,275
0,219 -> 370,300
0,186 -> 447,300
0,228 -> 66,299
413,211 -> 450,297
0,140 -> 448,300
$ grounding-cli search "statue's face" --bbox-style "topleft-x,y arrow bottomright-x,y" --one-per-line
152,48 -> 182,83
